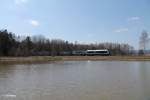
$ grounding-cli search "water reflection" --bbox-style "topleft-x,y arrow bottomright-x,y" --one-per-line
137,62 -> 150,100
0,61 -> 150,100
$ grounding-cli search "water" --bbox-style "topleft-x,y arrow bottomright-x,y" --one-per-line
0,61 -> 150,100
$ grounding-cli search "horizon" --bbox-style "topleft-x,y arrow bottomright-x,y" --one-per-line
1,0 -> 150,49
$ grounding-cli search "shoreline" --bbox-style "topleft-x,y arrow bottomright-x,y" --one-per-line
0,56 -> 62,64
0,56 -> 150,64
61,56 -> 150,61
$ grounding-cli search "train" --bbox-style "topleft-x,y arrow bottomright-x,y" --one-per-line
60,49 -> 110,56
85,49 -> 110,56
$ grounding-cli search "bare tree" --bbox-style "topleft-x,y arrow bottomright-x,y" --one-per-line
139,31 -> 149,51
0,29 -> 134,56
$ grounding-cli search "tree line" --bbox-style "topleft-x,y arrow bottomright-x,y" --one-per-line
0,29 -> 134,56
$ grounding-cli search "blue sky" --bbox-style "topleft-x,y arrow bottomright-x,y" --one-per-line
0,0 -> 150,49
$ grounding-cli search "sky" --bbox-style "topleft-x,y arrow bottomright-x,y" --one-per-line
0,0 -> 150,49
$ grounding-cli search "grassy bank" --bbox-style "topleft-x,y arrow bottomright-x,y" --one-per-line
0,56 -> 150,64
61,56 -> 150,61
0,56 -> 62,64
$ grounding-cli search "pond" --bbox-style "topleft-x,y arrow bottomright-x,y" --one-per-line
0,61 -> 150,100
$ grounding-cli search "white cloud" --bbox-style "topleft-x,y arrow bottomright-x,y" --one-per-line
128,17 -> 140,21
29,20 -> 40,27
15,0 -> 28,5
114,28 -> 129,33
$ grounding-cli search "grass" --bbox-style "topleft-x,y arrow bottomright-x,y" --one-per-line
0,56 -> 62,64
0,56 -> 150,64
61,56 -> 150,61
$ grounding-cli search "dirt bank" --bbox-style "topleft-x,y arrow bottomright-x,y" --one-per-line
0,56 -> 150,64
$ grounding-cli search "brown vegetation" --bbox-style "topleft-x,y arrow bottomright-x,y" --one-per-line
0,56 -> 62,64
1,56 -> 150,65
61,56 -> 150,61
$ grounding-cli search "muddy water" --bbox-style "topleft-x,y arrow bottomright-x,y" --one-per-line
0,61 -> 150,100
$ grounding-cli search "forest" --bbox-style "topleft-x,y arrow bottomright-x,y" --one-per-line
0,29 -> 134,56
